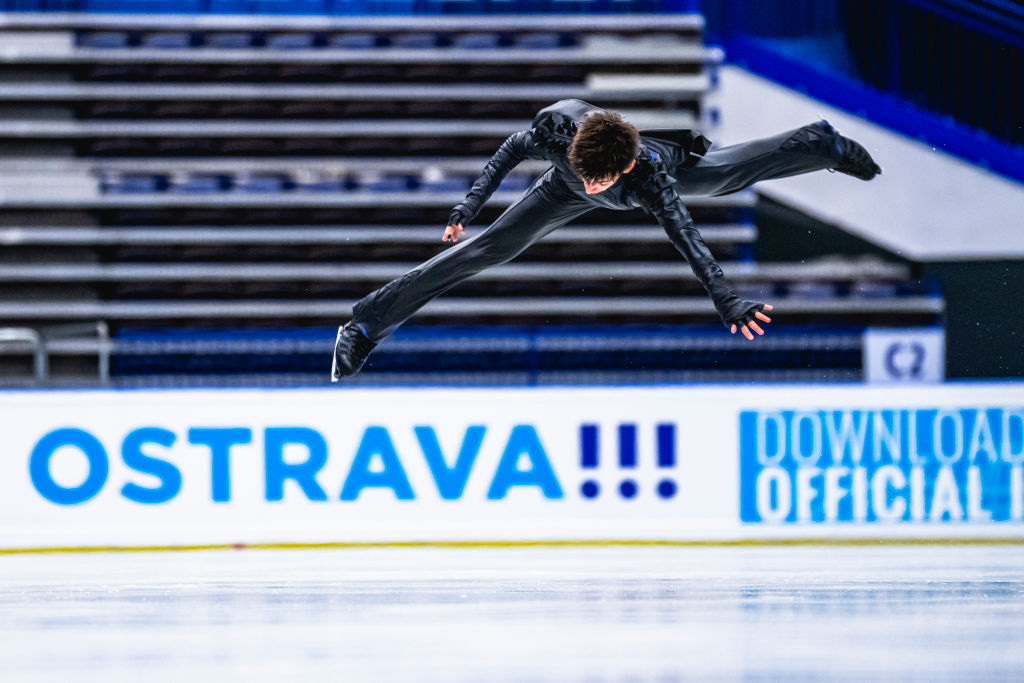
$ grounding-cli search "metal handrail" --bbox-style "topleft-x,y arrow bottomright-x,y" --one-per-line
0,327 -> 48,384
0,323 -> 112,386
41,321 -> 111,385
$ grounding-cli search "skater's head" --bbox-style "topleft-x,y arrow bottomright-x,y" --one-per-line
569,110 -> 640,194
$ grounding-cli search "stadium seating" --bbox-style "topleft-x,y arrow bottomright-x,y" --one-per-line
0,12 -> 943,386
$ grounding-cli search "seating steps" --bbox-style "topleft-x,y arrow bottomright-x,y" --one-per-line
0,13 -> 945,386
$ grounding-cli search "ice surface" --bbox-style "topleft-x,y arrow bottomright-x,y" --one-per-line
1,546 -> 1023,682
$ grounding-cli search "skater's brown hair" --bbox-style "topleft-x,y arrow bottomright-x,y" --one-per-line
568,111 -> 641,181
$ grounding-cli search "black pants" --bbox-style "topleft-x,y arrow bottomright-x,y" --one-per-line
351,125 -> 836,343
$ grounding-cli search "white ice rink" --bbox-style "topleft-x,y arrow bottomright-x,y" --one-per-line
2,545 -> 1023,682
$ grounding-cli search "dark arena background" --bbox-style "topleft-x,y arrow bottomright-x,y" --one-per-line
1,1 -> 1023,681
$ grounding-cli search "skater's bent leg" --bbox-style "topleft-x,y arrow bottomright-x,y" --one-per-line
351,178 -> 592,343
676,123 -> 841,197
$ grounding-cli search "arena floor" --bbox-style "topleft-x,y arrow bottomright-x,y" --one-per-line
1,545 -> 1023,682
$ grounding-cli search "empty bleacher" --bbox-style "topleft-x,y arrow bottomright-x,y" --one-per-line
0,12 -> 943,386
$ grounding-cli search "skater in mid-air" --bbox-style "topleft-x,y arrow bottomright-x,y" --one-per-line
332,99 -> 880,380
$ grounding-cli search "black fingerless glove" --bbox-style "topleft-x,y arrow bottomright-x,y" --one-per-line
714,292 -> 767,329
448,209 -> 466,228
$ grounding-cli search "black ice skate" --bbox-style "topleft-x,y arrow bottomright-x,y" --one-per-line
331,322 -> 376,381
788,120 -> 882,181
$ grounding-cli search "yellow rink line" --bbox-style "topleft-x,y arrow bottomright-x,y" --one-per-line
2,537 -> 1023,555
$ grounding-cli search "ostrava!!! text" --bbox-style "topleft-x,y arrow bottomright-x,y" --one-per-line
29,425 -> 563,505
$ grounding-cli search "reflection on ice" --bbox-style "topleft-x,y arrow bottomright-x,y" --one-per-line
1,546 -> 1022,682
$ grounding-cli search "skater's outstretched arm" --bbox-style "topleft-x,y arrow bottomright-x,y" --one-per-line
634,165 -> 773,340
444,131 -> 548,243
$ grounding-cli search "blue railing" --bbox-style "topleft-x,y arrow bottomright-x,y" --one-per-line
702,0 -> 1024,183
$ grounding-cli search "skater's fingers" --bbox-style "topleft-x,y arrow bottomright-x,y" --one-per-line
755,310 -> 772,323
443,224 -> 465,243
730,324 -> 737,334
748,321 -> 764,336
741,325 -> 754,341
763,304 -> 774,311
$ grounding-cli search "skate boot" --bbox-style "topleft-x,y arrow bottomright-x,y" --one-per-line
789,120 -> 882,180
331,322 -> 376,381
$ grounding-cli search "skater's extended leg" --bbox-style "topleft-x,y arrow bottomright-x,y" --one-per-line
676,121 -> 881,197
332,172 -> 593,378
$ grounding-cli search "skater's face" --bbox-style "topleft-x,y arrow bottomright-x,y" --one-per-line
582,175 -> 618,194
581,159 -> 636,194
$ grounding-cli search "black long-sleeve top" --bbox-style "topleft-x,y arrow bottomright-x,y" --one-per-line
449,99 -> 759,326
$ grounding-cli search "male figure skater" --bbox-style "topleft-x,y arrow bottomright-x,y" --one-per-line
332,99 -> 880,380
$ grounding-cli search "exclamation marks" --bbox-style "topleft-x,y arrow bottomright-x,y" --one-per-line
580,424 -> 600,499
618,424 -> 638,498
579,423 -> 678,500
657,423 -> 677,499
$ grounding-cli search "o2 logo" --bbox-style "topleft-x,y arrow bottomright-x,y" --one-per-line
884,341 -> 926,380
864,329 -> 944,383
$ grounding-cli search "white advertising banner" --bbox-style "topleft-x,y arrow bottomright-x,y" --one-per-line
1,383 -> 1022,549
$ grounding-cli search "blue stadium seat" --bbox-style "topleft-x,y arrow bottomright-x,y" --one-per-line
515,32 -> 564,49
265,32 -> 318,50
78,31 -> 132,49
390,32 -> 441,49
170,173 -> 230,194
358,173 -> 413,193
100,172 -> 167,194
295,172 -> 348,193
205,32 -> 256,50
235,173 -> 293,193
139,32 -> 193,49
326,32 -> 378,50
421,177 -> 470,193
451,32 -> 502,49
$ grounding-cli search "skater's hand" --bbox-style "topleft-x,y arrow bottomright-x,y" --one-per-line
730,304 -> 773,341
443,222 -> 465,243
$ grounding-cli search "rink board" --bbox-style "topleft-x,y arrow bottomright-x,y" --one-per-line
1,383 -> 1023,549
